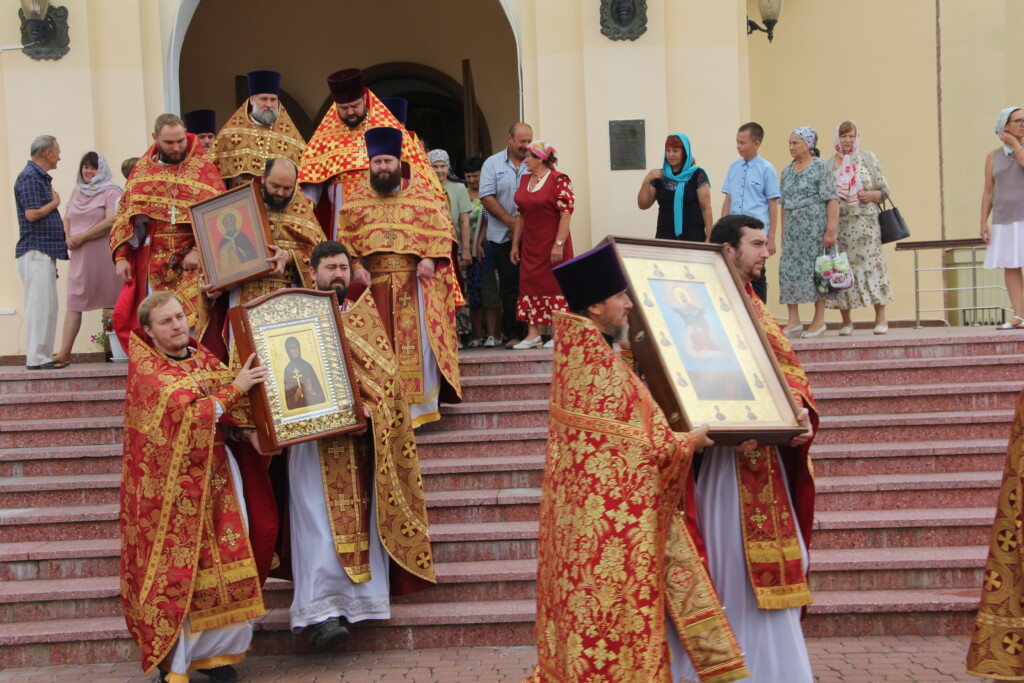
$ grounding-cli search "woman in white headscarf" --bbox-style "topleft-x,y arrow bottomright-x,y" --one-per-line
826,120 -> 892,335
54,151 -> 123,363
982,107 -> 1024,328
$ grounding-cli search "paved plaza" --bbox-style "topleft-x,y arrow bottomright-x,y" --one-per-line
0,635 -> 987,682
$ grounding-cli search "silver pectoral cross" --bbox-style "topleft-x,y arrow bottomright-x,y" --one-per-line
169,204 -> 179,226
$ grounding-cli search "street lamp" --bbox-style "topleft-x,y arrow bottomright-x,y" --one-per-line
747,0 -> 783,43
19,0 -> 69,60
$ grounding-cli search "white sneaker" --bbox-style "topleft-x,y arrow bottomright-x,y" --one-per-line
543,338 -> 555,348
483,336 -> 497,348
512,336 -> 543,350
467,338 -> 484,348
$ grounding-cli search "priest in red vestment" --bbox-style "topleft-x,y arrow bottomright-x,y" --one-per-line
334,127 -> 461,428
678,214 -> 818,682
526,243 -> 750,683
119,291 -> 277,683
110,113 -> 227,358
298,68 -> 446,240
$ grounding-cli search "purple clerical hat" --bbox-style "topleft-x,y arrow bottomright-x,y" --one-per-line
380,97 -> 409,126
552,242 -> 628,311
247,70 -> 281,96
327,68 -> 364,104
183,109 -> 217,135
364,127 -> 403,160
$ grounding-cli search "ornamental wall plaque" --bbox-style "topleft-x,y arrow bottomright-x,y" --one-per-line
600,0 -> 648,41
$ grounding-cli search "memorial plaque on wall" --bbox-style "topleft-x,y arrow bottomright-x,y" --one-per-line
609,119 -> 645,170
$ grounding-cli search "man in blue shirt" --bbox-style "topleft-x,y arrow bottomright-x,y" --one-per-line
480,122 -> 532,347
721,122 -> 780,303
14,135 -> 67,369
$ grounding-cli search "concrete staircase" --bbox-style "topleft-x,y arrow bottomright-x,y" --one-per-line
0,328 -> 1019,667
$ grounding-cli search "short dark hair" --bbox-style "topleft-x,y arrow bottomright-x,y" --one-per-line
79,151 -> 99,182
463,156 -> 483,173
264,156 -> 298,179
738,122 -> 765,142
310,240 -> 352,270
709,214 -> 764,248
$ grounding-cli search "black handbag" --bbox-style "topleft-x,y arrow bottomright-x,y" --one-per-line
878,196 -> 910,244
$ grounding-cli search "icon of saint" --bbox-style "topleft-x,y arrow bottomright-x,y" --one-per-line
282,336 -> 326,410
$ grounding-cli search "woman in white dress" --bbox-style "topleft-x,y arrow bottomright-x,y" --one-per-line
982,106 -> 1024,328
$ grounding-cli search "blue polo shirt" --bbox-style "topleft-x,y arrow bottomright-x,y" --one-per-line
479,149 -> 530,244
14,160 -> 67,260
721,155 -> 780,235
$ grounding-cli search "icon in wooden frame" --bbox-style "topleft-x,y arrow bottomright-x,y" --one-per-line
190,181 -> 275,292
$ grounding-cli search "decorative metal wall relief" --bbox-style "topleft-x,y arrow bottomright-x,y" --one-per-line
19,5 -> 70,61
600,0 -> 648,41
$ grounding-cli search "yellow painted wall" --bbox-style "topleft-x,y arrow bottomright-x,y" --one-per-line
0,0 -> 1020,356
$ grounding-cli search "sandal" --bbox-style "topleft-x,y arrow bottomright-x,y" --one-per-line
997,316 -> 1024,330
26,360 -> 69,370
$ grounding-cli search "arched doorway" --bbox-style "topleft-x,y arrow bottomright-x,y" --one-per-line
176,0 -> 518,169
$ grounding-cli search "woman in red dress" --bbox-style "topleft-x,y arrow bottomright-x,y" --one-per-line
510,141 -> 575,349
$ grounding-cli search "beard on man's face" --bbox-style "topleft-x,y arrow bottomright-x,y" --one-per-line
316,278 -> 348,301
252,107 -> 278,126
158,146 -> 186,164
342,109 -> 367,129
263,187 -> 291,211
370,167 -> 400,194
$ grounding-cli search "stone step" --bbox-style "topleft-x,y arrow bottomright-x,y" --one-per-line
808,546 -> 987,592
0,390 -> 125,421
0,473 -> 120,508
419,400 -> 549,433
421,455 -> 544,492
792,331 -> 1024,364
455,349 -> 552,378
813,382 -> 1020,416
415,426 -> 547,460
0,444 -> 122,477
811,440 -> 1008,477
0,504 -> 119,543
812,507 -> 994,550
0,365 -> 126,395
0,416 -> 124,450
424,488 -> 540,525
803,354 -> 1024,388
814,409 -> 1014,445
0,600 -> 539,668
802,588 -> 978,637
815,471 -> 1001,512
458,373 -> 552,402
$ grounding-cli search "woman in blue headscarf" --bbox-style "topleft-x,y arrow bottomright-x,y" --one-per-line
638,134 -> 712,242
982,107 -> 1024,328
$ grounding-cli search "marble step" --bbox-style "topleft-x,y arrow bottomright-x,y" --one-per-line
812,507 -> 994,550
0,390 -> 125,421
791,331 -> 1024,364
0,444 -> 122,477
812,381 -> 1020,415
0,365 -> 126,395
814,471 -> 1001,512
810,440 -> 1008,477
813,409 -> 1014,445
803,354 -> 1024,388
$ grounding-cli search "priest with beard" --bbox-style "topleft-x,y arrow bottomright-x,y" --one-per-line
110,113 -> 227,358
335,127 -> 461,428
210,70 -> 306,188
274,240 -> 435,651
216,157 -> 325,368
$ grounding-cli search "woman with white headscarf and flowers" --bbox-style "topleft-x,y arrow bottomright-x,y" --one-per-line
777,126 -> 839,338
982,107 -> 1024,329
826,120 -> 892,335
54,151 -> 123,363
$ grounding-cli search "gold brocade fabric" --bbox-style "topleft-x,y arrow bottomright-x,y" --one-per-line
729,284 -> 818,610
119,332 -> 263,675
210,102 -> 306,182
316,289 -> 436,584
967,390 -> 1024,680
528,312 -> 748,683
337,175 -> 461,408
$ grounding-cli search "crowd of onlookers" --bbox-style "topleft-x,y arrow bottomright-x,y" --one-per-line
16,105 -> 1024,367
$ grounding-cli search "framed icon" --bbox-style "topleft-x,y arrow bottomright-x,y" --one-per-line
190,181 -> 274,292
229,288 -> 365,451
603,236 -> 806,445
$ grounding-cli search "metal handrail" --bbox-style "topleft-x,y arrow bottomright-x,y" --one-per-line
895,238 -> 1007,328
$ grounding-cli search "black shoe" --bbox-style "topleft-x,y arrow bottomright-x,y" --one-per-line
306,617 -> 349,651
198,665 -> 240,683
156,669 -> 169,683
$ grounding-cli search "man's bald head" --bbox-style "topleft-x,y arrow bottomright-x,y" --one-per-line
506,123 -> 533,163
263,157 -> 298,210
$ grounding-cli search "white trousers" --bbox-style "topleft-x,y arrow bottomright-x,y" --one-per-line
673,446 -> 813,683
18,250 -> 58,366
166,447 -> 254,677
287,440 -> 391,631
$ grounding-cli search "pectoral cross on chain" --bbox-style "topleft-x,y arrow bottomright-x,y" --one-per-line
169,204 -> 179,226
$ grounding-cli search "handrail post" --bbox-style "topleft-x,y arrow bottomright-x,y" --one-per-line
914,249 -> 921,329
970,246 -> 978,326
